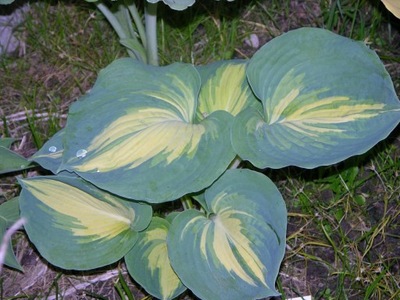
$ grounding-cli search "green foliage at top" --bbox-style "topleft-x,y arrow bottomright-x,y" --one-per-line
0,0 -> 198,7
146,0 -> 195,11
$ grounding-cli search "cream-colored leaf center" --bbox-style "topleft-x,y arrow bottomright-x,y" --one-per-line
24,179 -> 133,240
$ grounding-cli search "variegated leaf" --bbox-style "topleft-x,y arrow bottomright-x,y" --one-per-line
196,60 -> 261,120
19,176 -> 152,270
233,28 -> 400,169
125,217 -> 186,300
59,59 -> 235,202
167,169 -> 287,300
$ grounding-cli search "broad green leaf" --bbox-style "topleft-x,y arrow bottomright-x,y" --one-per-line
165,211 -> 180,223
233,28 -> 400,169
19,176 -> 152,270
30,129 -> 64,174
0,138 -> 15,148
0,197 -> 19,226
191,192 -> 208,212
382,0 -> 400,18
146,0 -> 195,11
167,169 -> 287,300
196,60 -> 261,120
0,147 -> 31,174
60,59 -> 235,202
0,197 -> 23,271
125,217 -> 186,300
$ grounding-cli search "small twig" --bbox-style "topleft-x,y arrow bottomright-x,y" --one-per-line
3,109 -> 67,123
47,269 -> 125,300
228,156 -> 242,169
0,218 -> 26,274
367,163 -> 387,192
17,134 -> 27,150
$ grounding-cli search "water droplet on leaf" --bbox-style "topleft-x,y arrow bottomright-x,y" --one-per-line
76,149 -> 87,158
48,146 -> 57,153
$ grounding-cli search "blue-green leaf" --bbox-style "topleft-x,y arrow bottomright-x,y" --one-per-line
125,217 -> 186,300
0,0 -> 15,4
0,147 -> 31,174
59,59 -> 235,202
191,192 -> 208,212
0,138 -> 16,148
167,169 -> 287,300
19,176 -> 152,270
146,0 -> 195,11
233,28 -> 400,169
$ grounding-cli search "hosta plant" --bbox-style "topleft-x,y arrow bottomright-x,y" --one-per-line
1,14 -> 400,300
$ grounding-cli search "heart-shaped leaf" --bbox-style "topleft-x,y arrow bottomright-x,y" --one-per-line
125,217 -> 186,300
19,176 -> 152,270
59,59 -> 235,202
233,28 -> 400,169
167,169 -> 287,300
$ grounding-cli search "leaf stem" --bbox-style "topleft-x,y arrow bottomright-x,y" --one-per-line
126,0 -> 147,49
97,1 -> 145,60
96,2 -> 128,39
181,195 -> 194,210
145,2 -> 159,66
119,4 -> 136,38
